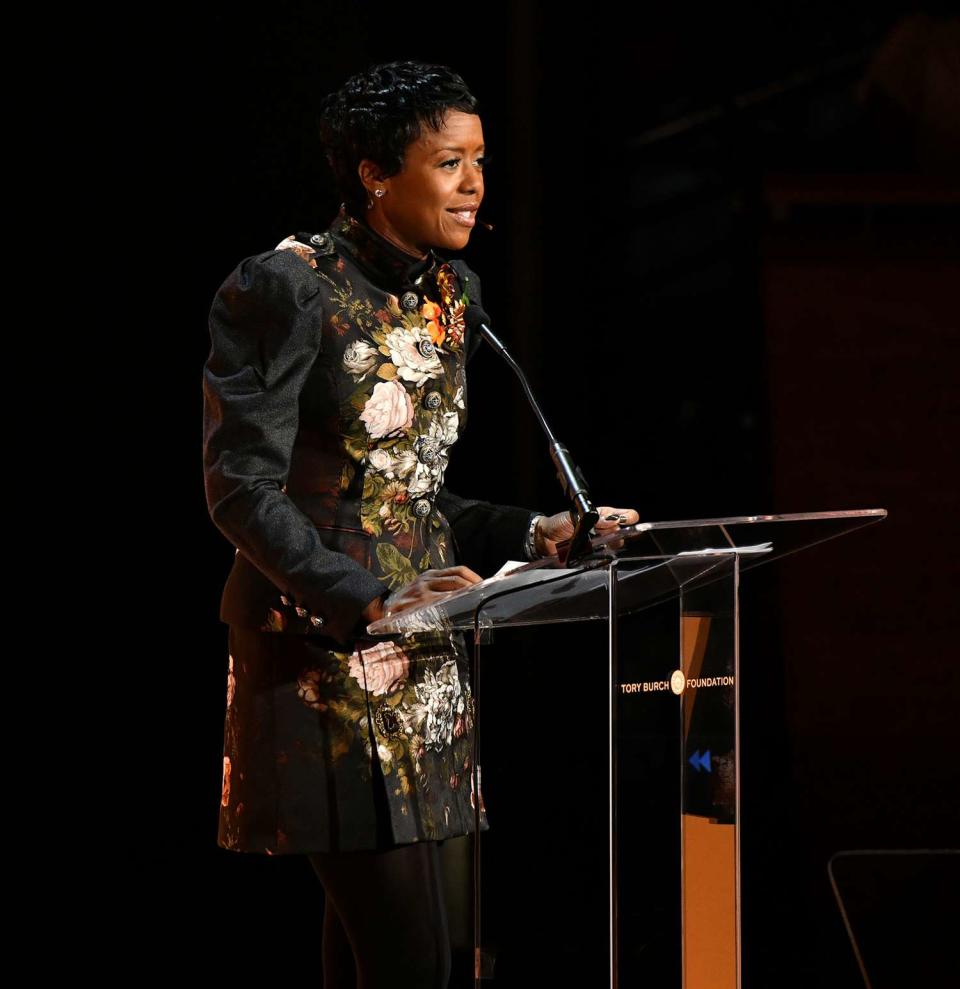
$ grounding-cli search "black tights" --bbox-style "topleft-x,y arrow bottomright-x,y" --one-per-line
308,840 -> 452,989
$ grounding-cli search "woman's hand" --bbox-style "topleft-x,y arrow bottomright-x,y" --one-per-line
535,506 -> 641,557
362,566 -> 484,623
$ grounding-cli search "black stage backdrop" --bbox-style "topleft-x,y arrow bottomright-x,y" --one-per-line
116,3 -> 958,985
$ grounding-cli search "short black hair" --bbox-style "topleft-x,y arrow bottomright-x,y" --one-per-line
318,60 -> 479,215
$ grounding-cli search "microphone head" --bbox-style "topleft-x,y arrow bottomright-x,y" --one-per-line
464,303 -> 508,356
465,304 -> 491,333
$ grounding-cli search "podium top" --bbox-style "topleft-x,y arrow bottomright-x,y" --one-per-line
366,508 -> 886,636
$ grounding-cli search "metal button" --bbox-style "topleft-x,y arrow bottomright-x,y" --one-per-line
309,615 -> 324,627
309,233 -> 330,247
416,437 -> 440,464
375,701 -> 403,737
413,497 -> 432,518
417,338 -> 436,358
400,291 -> 419,311
424,391 -> 442,410
294,606 -> 309,618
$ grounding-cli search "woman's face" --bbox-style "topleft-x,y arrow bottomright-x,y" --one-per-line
360,109 -> 486,257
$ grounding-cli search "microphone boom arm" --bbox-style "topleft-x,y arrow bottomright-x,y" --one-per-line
474,319 -> 599,564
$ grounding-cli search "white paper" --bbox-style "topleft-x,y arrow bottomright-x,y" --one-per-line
490,560 -> 530,579
675,542 -> 773,556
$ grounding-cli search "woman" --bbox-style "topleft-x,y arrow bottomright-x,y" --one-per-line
202,60 -> 638,988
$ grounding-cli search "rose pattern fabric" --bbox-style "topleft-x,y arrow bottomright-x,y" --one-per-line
384,325 -> 444,385
273,208 -> 476,592
214,205 -> 497,853
221,756 -> 231,808
286,628 -> 482,841
409,658 -> 464,751
225,652 -> 236,709
289,213 -> 475,581
348,640 -> 410,696
359,379 -> 415,439
342,339 -> 379,381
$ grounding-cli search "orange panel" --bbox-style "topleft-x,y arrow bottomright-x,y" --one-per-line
682,814 -> 737,989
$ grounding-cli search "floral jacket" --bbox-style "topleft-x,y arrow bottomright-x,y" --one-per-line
202,204 -> 543,851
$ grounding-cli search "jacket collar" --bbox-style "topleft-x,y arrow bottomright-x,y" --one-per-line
330,202 -> 443,291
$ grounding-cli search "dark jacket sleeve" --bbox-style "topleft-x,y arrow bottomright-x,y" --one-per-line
438,259 -> 545,575
202,249 -> 386,645
435,486 -> 542,577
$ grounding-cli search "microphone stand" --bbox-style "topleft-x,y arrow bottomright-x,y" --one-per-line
472,315 -> 600,565
463,307 -> 604,985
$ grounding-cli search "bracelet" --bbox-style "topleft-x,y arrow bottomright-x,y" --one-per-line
524,513 -> 547,560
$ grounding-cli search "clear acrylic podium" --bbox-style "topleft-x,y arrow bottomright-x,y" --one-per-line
367,509 -> 887,987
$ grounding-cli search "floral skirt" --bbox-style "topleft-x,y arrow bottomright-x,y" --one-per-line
217,624 -> 489,855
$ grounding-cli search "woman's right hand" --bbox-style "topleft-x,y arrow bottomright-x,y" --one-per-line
362,566 -> 484,623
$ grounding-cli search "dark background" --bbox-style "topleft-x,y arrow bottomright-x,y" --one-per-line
127,2 -> 958,984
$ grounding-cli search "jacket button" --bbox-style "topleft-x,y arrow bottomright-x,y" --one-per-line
295,606 -> 309,618
375,701 -> 403,737
309,232 -> 330,248
400,291 -> 419,311
417,338 -> 436,358
309,615 -> 325,627
413,497 -> 432,518
416,437 -> 440,464
424,390 -> 442,410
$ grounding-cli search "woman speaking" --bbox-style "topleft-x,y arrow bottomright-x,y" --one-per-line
202,60 -> 638,988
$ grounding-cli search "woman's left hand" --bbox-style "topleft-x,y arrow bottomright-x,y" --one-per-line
535,506 -> 641,557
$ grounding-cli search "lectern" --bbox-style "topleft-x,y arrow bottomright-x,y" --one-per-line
368,509 -> 886,988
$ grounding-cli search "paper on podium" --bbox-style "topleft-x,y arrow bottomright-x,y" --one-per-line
675,542 -> 773,556
365,557 -> 581,636
469,559 -> 579,592
491,560 -> 532,579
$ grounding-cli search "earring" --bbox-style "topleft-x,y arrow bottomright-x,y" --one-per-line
375,188 -> 385,198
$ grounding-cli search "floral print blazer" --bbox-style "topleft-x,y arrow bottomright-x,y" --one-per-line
202,204 -> 543,850
203,203 -> 540,641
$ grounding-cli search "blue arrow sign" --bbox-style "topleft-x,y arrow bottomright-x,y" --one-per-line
689,749 -> 712,773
